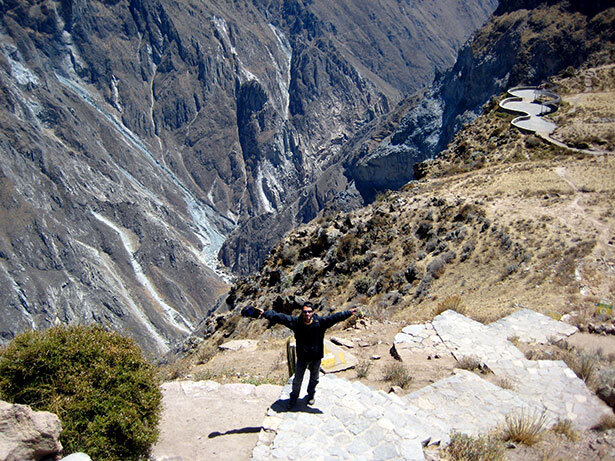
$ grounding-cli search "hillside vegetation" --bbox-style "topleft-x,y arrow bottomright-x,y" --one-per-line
178,62 -> 615,377
0,325 -> 161,461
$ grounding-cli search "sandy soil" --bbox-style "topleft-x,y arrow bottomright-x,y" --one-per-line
152,381 -> 282,461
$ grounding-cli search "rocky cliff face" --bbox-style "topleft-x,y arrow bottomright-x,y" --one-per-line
0,0 -> 497,353
218,0 -> 500,273
346,0 -> 615,200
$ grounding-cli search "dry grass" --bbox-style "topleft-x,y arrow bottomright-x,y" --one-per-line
525,345 -> 599,385
496,377 -> 516,391
444,431 -> 504,461
551,418 -> 580,442
433,295 -> 467,317
381,362 -> 413,388
565,351 -> 598,384
191,367 -> 286,386
555,84 -> 615,152
500,410 -> 548,446
597,367 -> 615,388
157,360 -> 189,381
355,359 -> 372,378
592,414 -> 615,432
269,351 -> 286,374
457,355 -> 482,371
195,342 -> 218,365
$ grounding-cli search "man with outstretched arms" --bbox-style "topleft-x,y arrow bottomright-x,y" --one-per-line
254,302 -> 358,407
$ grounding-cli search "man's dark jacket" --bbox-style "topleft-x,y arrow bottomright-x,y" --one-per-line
262,310 -> 353,361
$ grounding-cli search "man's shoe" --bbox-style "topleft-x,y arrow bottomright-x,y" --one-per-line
286,398 -> 297,410
307,395 -> 315,405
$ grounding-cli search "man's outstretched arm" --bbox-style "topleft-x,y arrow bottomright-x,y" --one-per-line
255,307 -> 296,329
320,307 -> 358,329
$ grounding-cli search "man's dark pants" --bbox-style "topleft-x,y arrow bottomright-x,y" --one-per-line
290,358 -> 321,402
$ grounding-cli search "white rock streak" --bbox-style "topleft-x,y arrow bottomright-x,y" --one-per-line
92,212 -> 193,336
268,24 -> 292,120
256,166 -> 274,214
213,16 -> 236,55
73,238 -> 170,353
213,16 -> 258,83
55,74 -> 234,277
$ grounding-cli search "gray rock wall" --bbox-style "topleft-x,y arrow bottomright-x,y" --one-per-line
0,0 -> 498,352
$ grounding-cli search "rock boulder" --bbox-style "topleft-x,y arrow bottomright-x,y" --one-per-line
0,400 -> 62,461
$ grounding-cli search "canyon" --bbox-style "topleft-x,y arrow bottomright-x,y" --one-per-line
0,0 -> 497,353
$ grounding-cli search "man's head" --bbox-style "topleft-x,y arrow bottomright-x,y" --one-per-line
301,302 -> 314,323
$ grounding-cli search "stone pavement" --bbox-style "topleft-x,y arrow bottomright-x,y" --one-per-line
250,309 -> 611,460
487,359 -> 610,428
404,370 -> 542,444
406,309 -> 609,428
393,323 -> 450,360
252,375 -> 428,461
432,310 -> 526,367
487,308 -> 578,344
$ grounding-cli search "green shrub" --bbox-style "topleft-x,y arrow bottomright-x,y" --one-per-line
336,234 -> 358,259
354,276 -> 372,294
0,325 -> 162,461
279,246 -> 298,266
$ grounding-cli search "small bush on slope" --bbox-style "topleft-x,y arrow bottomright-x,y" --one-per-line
0,325 -> 161,461
444,431 -> 504,461
500,410 -> 548,446
381,362 -> 413,388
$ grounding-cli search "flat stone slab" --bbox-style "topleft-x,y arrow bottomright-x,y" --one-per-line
219,339 -> 259,352
393,323 -> 451,361
487,308 -> 578,344
392,309 -> 611,436
321,339 -> 358,373
431,310 -> 525,368
404,370 -> 541,441
488,359 -> 612,429
253,375 -> 427,460
330,336 -> 355,348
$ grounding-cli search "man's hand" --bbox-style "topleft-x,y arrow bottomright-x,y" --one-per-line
349,307 -> 358,315
241,305 -> 263,318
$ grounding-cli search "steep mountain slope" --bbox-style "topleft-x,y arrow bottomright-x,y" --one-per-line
196,63 -> 615,350
0,0 -> 496,353
346,0 -> 615,201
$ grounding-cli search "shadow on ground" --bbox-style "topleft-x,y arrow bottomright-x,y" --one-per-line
208,427 -> 264,438
270,398 -> 324,414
